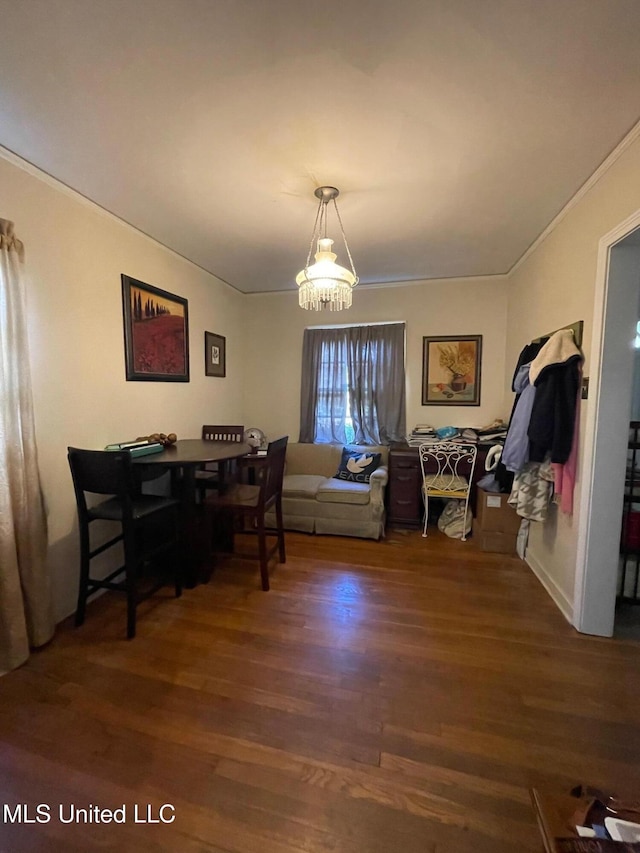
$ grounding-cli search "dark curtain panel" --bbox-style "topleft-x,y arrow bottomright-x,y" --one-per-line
347,322 -> 406,444
299,323 -> 406,445
299,327 -> 350,444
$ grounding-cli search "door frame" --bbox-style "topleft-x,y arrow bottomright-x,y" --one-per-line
573,207 -> 640,636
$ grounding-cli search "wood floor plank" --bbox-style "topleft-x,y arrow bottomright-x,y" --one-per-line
2,528 -> 640,852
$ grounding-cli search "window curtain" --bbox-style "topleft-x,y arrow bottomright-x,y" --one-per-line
299,323 -> 406,445
300,327 -> 349,443
0,219 -> 54,675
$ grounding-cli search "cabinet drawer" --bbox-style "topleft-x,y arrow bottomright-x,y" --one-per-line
389,478 -> 418,501
392,469 -> 419,482
388,499 -> 422,527
390,495 -> 419,512
393,460 -> 419,471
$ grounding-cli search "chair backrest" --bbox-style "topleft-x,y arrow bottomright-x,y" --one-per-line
418,442 -> 477,492
261,436 -> 289,506
202,425 -> 245,442
67,447 -> 135,515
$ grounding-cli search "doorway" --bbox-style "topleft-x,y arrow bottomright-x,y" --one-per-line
574,215 -> 640,636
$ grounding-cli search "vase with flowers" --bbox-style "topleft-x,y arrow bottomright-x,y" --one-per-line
438,344 -> 474,392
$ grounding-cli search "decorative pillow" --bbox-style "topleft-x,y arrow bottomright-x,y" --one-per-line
334,448 -> 382,483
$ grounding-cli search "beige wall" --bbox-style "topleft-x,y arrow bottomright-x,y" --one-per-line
242,278 -> 510,442
505,134 -> 640,614
6,130 -> 640,632
1,155 -> 246,622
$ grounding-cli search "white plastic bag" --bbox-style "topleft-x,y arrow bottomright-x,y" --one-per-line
437,500 -> 472,539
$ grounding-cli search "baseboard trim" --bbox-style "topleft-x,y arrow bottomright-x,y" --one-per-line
525,549 -> 574,626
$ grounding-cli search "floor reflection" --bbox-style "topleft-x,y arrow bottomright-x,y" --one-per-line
325,574 -> 366,630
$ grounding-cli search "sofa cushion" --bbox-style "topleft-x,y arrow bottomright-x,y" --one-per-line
281,474 -> 327,499
334,447 -> 382,483
285,443 -> 343,478
316,478 -> 371,505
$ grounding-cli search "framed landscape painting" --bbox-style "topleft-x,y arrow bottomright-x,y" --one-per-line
121,275 -> 189,381
422,335 -> 482,405
204,331 -> 226,377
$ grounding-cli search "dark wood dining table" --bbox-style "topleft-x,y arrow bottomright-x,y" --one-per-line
134,438 -> 251,586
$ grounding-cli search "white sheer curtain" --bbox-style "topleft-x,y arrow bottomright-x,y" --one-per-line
0,219 -> 54,675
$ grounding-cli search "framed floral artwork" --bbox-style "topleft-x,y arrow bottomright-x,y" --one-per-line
121,275 -> 189,381
422,335 -> 482,405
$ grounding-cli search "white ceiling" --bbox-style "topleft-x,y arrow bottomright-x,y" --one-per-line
1,0 -> 640,294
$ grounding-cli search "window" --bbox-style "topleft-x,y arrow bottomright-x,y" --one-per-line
315,339 -> 356,443
299,322 -> 406,445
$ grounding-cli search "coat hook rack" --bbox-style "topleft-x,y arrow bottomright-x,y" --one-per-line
532,319 -> 583,349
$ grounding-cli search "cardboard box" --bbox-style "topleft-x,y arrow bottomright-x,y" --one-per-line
474,486 -> 521,535
472,521 -> 518,554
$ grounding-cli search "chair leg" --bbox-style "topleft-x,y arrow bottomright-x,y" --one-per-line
126,592 -> 137,639
173,509 -> 183,598
422,491 -> 429,538
275,497 -> 286,563
124,533 -> 138,640
257,519 -> 270,591
75,526 -> 91,627
461,494 -> 470,541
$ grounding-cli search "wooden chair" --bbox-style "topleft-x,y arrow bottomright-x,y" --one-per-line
419,442 -> 477,540
196,424 -> 245,492
204,436 -> 288,590
67,447 -> 182,638
202,425 -> 246,443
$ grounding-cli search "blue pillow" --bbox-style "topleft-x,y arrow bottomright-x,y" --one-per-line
334,448 -> 382,483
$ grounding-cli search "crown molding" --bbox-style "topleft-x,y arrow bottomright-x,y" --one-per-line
246,272 -> 509,297
509,117 -> 640,277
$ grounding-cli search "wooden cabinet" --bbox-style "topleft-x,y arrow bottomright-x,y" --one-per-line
388,446 -> 422,527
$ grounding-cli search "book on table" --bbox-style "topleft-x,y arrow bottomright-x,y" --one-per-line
104,440 -> 164,457
105,439 -> 153,450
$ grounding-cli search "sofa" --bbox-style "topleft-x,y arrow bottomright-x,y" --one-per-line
265,442 -> 389,540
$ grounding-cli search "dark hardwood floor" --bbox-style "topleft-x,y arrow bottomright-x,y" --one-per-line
2,527 -> 640,852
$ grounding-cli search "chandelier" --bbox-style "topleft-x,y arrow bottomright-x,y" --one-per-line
296,186 -> 359,311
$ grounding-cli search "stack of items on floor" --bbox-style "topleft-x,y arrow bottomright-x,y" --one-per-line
490,328 -> 583,555
473,485 -> 523,554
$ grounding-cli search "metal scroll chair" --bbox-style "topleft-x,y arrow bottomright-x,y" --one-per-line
67,447 -> 182,639
196,424 -> 245,493
419,442 -> 477,540
204,436 -> 288,590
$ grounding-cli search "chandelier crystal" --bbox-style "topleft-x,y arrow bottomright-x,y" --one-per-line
296,186 -> 358,311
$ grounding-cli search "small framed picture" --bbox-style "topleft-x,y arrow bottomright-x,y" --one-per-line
205,331 -> 226,377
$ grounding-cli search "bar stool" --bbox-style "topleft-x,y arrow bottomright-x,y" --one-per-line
67,446 -> 182,638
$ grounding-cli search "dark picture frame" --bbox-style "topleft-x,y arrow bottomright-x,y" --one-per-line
422,335 -> 482,406
204,331 -> 226,378
121,274 -> 189,382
